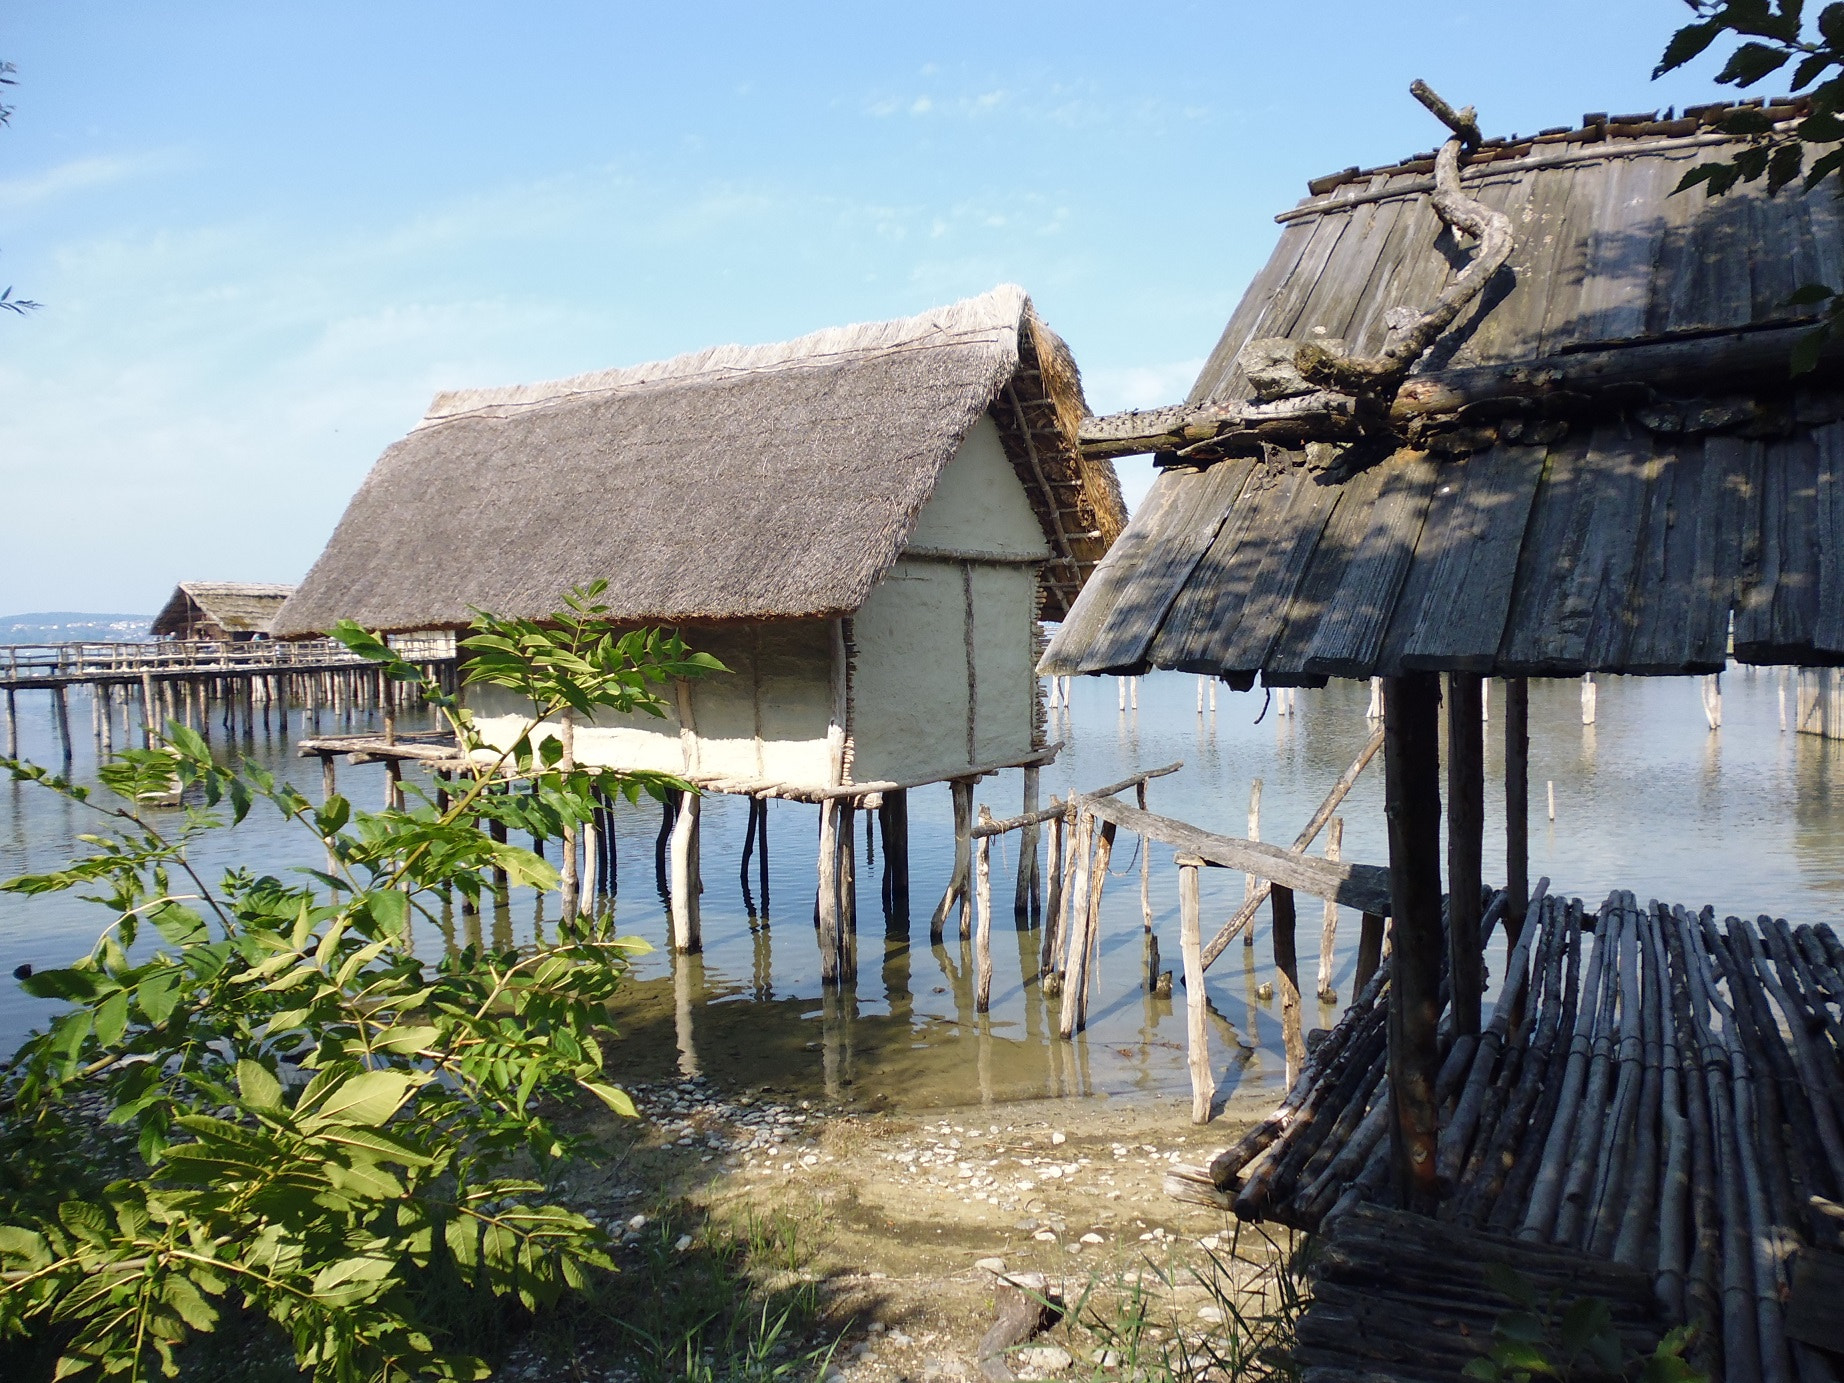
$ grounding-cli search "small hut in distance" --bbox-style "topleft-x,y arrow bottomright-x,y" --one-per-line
276,285 -> 1126,967
151,583 -> 296,641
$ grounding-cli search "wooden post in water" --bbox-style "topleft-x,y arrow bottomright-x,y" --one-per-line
1317,817 -> 1343,1002
1015,765 -> 1040,922
1384,672 -> 1443,1214
1355,911 -> 1385,993
1272,883 -> 1304,1085
5,688 -> 16,759
878,790 -> 906,928
1581,673 -> 1597,725
558,711 -> 578,923
817,799 -> 842,981
1505,678 -> 1530,948
837,801 -> 856,968
53,687 -> 72,768
1446,672 -> 1485,1038
931,779 -> 974,941
99,686 -> 113,759
1060,816 -> 1115,1037
669,788 -> 701,953
975,805 -> 994,1011
1178,860 -> 1213,1123
1137,780 -> 1153,932
321,754 -> 339,878
1243,778 -> 1263,947
140,672 -> 155,748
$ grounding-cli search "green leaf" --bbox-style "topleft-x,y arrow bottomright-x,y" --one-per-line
57,1200 -> 113,1247
1490,1340 -> 1556,1375
136,968 -> 182,1024
1462,1360 -> 1502,1382
1718,40 -> 1793,87
370,1023 -> 440,1055
159,1273 -> 220,1332
1483,1263 -> 1538,1310
151,903 -> 208,947
92,990 -> 130,1048
1822,2 -> 1844,47
1792,322 -> 1831,373
582,1081 -> 637,1117
1496,1310 -> 1547,1345
236,1058 -> 285,1113
364,889 -> 409,939
1655,18 -> 1723,77
1558,1296 -> 1613,1362
297,1069 -> 416,1129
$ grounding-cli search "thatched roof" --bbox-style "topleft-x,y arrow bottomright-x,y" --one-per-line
151,582 -> 295,638
1045,101 -> 1844,683
276,286 -> 1125,638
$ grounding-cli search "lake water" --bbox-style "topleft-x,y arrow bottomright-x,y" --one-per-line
3,667 -> 1841,1111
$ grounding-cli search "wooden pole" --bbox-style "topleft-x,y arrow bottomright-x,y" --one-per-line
98,686 -> 113,759
1384,671 -> 1443,1214
975,806 -> 994,1011
1244,777 -> 1263,947
1015,764 -> 1041,922
5,688 -> 16,759
559,711 -> 578,923
1273,883 -> 1305,1086
838,801 -> 856,971
1506,679 -> 1530,943
1137,780 -> 1153,932
1356,912 -> 1386,993
53,687 -> 72,768
817,798 -> 841,981
321,754 -> 338,878
1179,861 -> 1214,1123
669,789 -> 702,953
1318,817 -> 1343,1002
879,790 -> 908,929
1447,672 -> 1485,1038
932,779 -> 973,941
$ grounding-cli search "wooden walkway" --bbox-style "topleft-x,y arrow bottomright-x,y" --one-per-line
1177,888 -> 1844,1382
0,637 -> 453,690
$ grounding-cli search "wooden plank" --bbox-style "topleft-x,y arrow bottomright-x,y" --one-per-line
1190,219 -> 1319,403
1665,186 -> 1758,336
1147,457 -> 1287,671
1734,433 -> 1819,661
1198,462 -> 1343,673
1383,442 -> 1547,672
1300,451 -> 1441,679
1622,434 -> 1753,672
1323,193 -> 1417,360
1641,153 -> 1718,338
1263,459 -> 1396,682
1042,458 -> 1255,675
1432,172 -> 1541,368
1563,155 -> 1682,347
1082,794 -> 1392,915
1216,212 -> 1356,393
1812,423 -> 1844,657
1496,426 -> 1612,673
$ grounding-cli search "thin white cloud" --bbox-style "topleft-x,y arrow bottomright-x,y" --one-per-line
0,149 -> 182,208
1083,359 -> 1205,414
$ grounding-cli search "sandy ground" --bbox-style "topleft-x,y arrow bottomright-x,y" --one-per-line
539,1073 -> 1304,1381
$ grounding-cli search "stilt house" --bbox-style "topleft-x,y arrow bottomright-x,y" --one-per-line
151,582 -> 296,641
276,285 -> 1126,959
1042,97 -> 1844,1380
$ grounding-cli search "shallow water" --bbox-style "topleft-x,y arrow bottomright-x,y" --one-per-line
2,667 -> 1841,1111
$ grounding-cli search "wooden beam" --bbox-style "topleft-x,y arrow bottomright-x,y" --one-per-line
1083,796 -> 1392,916
1446,672 -> 1485,1039
1384,672 -> 1444,1214
971,759 -> 1182,837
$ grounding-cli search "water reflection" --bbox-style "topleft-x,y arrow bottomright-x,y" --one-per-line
1,667 -> 1842,1110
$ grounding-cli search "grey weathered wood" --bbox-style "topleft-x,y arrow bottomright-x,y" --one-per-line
1082,794 -> 1391,916
1735,433 -> 1815,662
1301,452 -> 1440,679
1810,423 -> 1844,657
1179,863 -> 1214,1123
1384,672 -> 1443,1214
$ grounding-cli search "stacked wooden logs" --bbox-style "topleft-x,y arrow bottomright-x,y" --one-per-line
1174,887 -> 1844,1383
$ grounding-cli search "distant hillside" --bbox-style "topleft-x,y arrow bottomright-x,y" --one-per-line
0,612 -> 153,644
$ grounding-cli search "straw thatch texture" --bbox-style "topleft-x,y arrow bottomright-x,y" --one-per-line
1045,108 -> 1844,682
152,582 -> 296,639
276,286 -> 1122,637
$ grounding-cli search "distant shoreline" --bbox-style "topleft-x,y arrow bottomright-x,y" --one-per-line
0,613 -> 153,644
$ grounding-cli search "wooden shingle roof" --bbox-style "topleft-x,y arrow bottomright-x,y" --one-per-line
1044,107 -> 1844,683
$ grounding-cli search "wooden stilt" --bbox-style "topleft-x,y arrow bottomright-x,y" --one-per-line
384,758 -> 403,811
669,789 -> 702,953
4,687 -> 15,759
1053,810 -> 1093,988
1384,671 -> 1444,1214
321,754 -> 339,879
1060,816 -> 1115,1037
817,799 -> 842,981
559,711 -> 579,923
98,687 -> 113,758
1273,883 -> 1305,1085
1244,777 -> 1263,947
1318,817 -> 1343,1002
879,790 -> 908,929
932,779 -> 974,941
1356,911 -> 1385,993
1043,805 -> 1065,956
1179,861 -> 1214,1123
582,808 -> 600,904
838,802 -> 856,976
757,795 -> 771,918
1505,677 -> 1530,953
53,687 -> 72,768
1447,672 -> 1485,1038
1015,764 -> 1041,922
975,806 -> 994,1011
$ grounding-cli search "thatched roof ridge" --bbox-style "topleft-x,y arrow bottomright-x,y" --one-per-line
276,287 -> 1123,638
152,582 -> 295,638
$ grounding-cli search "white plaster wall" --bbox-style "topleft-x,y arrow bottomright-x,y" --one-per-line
970,563 -> 1041,763
904,414 -> 1052,559
466,621 -> 834,788
849,560 -> 969,784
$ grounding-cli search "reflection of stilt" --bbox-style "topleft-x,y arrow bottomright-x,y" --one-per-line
674,952 -> 702,1079
977,1013 -> 994,1107
882,930 -> 911,1017
439,896 -> 457,958
751,914 -> 773,1000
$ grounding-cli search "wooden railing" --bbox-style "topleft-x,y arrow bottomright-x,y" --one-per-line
0,635 -> 457,687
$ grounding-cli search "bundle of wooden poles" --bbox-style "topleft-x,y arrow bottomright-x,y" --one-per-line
1173,886 -> 1844,1383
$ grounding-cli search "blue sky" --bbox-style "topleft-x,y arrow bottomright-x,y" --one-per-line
2,2 -> 1745,613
